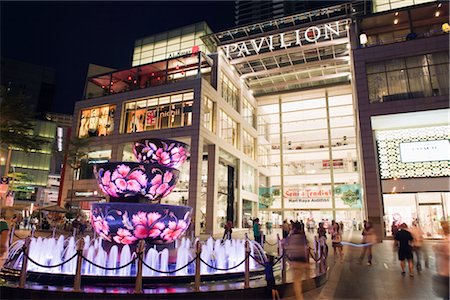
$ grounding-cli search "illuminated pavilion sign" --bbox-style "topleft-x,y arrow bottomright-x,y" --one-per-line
222,21 -> 343,59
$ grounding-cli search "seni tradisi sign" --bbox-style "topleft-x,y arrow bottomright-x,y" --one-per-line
221,20 -> 348,59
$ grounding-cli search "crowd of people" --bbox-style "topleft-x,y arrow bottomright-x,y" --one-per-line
254,217 -> 449,300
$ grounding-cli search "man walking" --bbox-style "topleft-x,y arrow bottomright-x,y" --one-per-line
395,223 -> 414,277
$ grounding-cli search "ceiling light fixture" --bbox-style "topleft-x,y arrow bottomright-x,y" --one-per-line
435,11 -> 440,17
394,19 -> 399,25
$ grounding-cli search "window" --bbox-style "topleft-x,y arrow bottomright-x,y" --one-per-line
243,130 -> 255,159
243,98 -> 257,128
366,52 -> 449,103
219,110 -> 238,148
78,105 -> 115,138
123,91 -> 194,133
203,96 -> 215,132
221,72 -> 239,111
242,163 -> 256,193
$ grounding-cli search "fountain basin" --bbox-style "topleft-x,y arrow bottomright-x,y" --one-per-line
133,139 -> 189,169
94,162 -> 180,203
91,203 -> 192,245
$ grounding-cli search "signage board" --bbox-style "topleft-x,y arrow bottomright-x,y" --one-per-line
399,140 -> 450,163
220,20 -> 348,59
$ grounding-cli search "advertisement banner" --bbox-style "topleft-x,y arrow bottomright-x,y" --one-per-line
334,184 -> 361,208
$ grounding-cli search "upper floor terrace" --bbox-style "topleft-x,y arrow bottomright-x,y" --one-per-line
84,51 -> 213,100
356,1 -> 449,48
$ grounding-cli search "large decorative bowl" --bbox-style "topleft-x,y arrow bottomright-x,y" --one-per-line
94,162 -> 180,203
133,138 -> 190,169
91,202 -> 192,245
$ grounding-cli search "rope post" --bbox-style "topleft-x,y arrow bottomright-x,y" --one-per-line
19,238 -> 31,288
73,238 -> 85,292
244,240 -> 250,289
9,226 -> 15,246
194,240 -> 201,291
281,243 -> 287,284
134,240 -> 145,294
276,233 -> 281,256
52,227 -> 56,238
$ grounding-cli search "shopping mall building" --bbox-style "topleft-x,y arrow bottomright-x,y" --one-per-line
60,0 -> 449,238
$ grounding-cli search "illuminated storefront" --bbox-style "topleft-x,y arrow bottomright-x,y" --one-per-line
62,2 -> 448,237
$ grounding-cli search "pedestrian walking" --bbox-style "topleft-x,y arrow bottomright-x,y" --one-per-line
253,218 -> 262,245
222,220 -> 233,240
332,222 -> 344,262
0,212 -> 9,269
264,255 -> 280,300
282,220 -> 290,239
359,221 -> 376,265
395,223 -> 414,277
408,221 -> 424,271
432,221 -> 449,299
283,221 -> 309,300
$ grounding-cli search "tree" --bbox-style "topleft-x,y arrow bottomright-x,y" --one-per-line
64,137 -> 88,211
0,87 -> 49,177
0,87 -> 48,152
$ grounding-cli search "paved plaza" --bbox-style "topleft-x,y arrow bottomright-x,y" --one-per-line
6,227 -> 446,299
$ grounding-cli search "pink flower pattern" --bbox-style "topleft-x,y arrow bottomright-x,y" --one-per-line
161,220 -> 188,242
132,212 -> 162,239
92,215 -> 111,241
133,139 -> 190,169
113,228 -> 137,244
146,170 -> 174,201
96,164 -> 148,199
91,208 -> 191,244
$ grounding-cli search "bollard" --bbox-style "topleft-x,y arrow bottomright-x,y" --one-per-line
244,240 -> 250,289
73,238 -> 85,292
19,238 -> 31,288
134,240 -> 145,294
194,240 -> 201,291
281,245 -> 287,284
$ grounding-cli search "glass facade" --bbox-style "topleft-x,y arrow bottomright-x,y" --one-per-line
77,149 -> 111,180
367,52 -> 449,103
242,98 -> 257,129
202,96 -> 215,132
219,110 -> 238,148
373,0 -> 436,12
123,91 -> 193,133
242,130 -> 255,159
132,22 -> 213,66
258,90 -> 361,224
78,105 -> 115,138
220,72 -> 239,112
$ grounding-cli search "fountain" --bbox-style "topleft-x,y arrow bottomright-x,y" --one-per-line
2,138 -> 266,285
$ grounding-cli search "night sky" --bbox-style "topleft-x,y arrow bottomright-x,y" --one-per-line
1,1 -> 235,114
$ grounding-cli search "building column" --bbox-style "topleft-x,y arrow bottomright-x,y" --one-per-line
188,134 -> 203,237
236,159 -> 242,229
205,144 -> 218,235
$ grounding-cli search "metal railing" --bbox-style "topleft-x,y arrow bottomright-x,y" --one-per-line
14,234 -> 328,293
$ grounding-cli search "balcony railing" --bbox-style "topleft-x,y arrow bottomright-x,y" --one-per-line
84,52 -> 213,99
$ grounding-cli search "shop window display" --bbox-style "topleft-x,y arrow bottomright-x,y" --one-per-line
79,105 -> 115,138
123,91 -> 193,133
